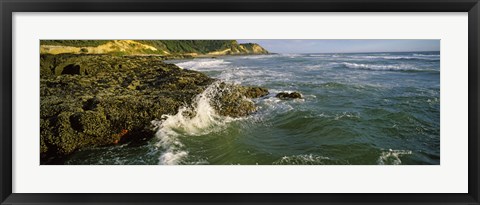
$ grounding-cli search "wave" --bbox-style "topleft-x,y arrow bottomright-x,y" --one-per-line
413,54 -> 440,57
304,53 -> 439,61
254,95 -> 295,115
152,82 -> 236,165
305,111 -> 360,120
347,55 -> 439,61
176,59 -> 230,71
382,56 -> 437,60
280,53 -> 303,58
333,112 -> 360,120
377,149 -> 412,165
307,54 -> 330,57
273,154 -> 348,165
317,82 -> 383,90
234,54 -> 277,59
340,62 -> 434,72
176,59 -> 290,85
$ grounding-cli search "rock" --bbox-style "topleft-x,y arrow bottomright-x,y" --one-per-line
83,96 -> 101,111
40,54 -> 269,164
276,92 -> 302,99
211,83 -> 256,117
242,86 -> 269,98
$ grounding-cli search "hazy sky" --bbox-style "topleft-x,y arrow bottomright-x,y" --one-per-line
237,40 -> 439,54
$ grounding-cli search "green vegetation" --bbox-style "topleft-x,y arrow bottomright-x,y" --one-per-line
41,40 -> 111,47
240,43 -> 259,50
138,40 -> 236,54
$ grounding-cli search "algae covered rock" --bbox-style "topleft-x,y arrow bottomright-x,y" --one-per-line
40,54 -> 269,164
208,83 -> 269,117
276,92 -> 302,99
242,86 -> 269,98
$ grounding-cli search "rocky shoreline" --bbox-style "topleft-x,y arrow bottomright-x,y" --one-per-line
40,54 -> 269,164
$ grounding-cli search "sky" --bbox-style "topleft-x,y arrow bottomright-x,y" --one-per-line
236,40 -> 439,54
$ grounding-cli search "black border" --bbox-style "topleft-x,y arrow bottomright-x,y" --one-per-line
1,0 -> 479,204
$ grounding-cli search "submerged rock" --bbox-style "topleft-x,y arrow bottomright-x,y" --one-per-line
276,92 -> 302,99
40,54 -> 268,164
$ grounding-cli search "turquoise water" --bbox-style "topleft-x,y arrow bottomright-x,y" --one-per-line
66,52 -> 440,165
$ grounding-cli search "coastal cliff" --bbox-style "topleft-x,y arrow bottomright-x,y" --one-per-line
40,40 -> 269,56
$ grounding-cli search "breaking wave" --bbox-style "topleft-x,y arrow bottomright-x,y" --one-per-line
347,55 -> 438,60
177,58 -> 290,85
340,62 -> 432,72
176,59 -> 230,71
413,54 -> 440,57
235,54 -> 277,59
273,154 -> 348,165
151,82 -> 236,165
377,149 -> 413,165
280,53 -> 303,58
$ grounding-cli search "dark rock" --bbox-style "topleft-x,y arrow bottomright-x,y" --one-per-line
242,86 -> 269,98
61,64 -> 81,75
83,96 -> 101,111
276,92 -> 302,99
210,83 -> 257,117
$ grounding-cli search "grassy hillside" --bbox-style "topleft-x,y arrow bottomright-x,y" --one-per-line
138,40 -> 236,54
41,40 -> 111,47
40,40 -> 269,56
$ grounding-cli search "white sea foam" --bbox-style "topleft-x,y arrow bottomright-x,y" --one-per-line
413,54 -> 440,57
382,56 -> 432,60
349,55 -> 388,59
177,58 -> 289,85
333,112 -> 360,120
307,54 -> 329,57
176,59 -> 230,71
377,149 -> 413,165
218,67 -> 264,83
273,154 -> 348,165
152,82 -> 235,165
235,54 -> 277,59
158,151 -> 188,165
223,68 -> 290,85
250,93 -> 302,122
274,154 -> 331,165
255,97 -> 293,116
351,55 -> 435,60
280,53 -> 303,58
341,62 -> 419,71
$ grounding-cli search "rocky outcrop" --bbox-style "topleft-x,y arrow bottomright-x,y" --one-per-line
40,54 -> 268,164
276,92 -> 302,99
210,83 -> 269,117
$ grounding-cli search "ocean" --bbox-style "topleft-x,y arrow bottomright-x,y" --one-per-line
65,51 -> 440,165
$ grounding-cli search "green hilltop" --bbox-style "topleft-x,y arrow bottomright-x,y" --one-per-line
40,40 -> 269,56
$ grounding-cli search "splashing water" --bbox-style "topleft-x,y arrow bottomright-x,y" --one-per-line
66,51 -> 440,165
152,82 -> 235,165
377,149 -> 413,165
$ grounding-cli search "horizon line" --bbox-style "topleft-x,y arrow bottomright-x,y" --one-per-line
275,50 -> 440,54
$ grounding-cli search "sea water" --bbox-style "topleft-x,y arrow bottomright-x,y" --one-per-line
66,52 -> 440,165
